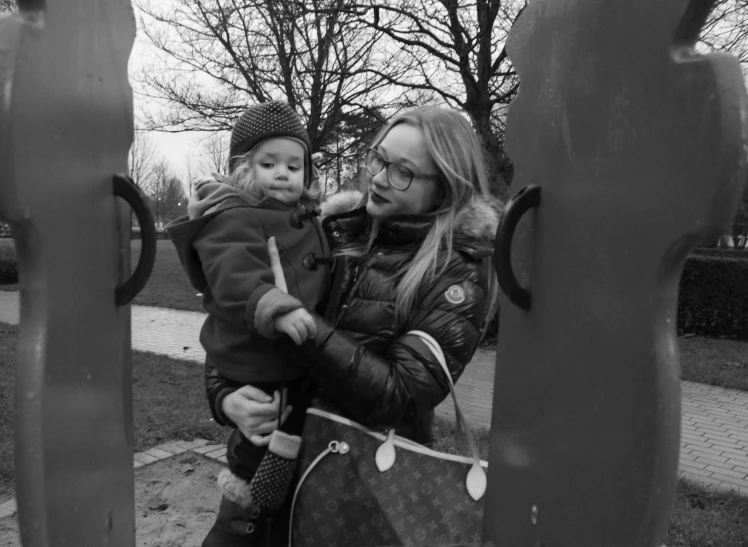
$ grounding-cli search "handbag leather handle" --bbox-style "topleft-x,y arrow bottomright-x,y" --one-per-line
406,330 -> 482,459
402,330 -> 487,501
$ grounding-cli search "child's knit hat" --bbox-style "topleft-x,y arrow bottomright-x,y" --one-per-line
229,101 -> 312,185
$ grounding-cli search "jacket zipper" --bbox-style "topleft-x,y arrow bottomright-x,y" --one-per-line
333,262 -> 361,327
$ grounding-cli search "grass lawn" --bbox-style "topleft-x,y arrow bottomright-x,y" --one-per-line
0,239 -> 202,312
431,419 -> 748,547
1,237 -> 747,391
1,325 -> 747,543
680,336 -> 748,392
0,323 -> 225,500
129,239 -> 204,312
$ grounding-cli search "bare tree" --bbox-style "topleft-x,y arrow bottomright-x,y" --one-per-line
148,159 -> 188,225
134,0 -> 414,175
345,0 -> 748,198
200,132 -> 230,175
317,109 -> 384,196
340,0 -> 526,198
0,0 -> 16,13
701,0 -> 748,76
128,131 -> 159,190
182,150 -> 200,197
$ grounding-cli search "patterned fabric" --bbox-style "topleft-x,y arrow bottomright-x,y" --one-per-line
229,100 -> 312,179
292,411 -> 486,546
249,451 -> 297,511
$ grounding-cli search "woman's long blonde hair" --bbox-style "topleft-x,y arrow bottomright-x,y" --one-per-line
346,106 -> 499,325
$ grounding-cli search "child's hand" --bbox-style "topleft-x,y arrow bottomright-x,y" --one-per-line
274,308 -> 317,345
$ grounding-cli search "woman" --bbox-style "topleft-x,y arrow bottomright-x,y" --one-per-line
203,106 -> 502,546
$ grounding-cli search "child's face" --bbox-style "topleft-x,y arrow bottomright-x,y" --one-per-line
252,138 -> 305,204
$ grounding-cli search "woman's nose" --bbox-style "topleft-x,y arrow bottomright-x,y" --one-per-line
371,167 -> 390,188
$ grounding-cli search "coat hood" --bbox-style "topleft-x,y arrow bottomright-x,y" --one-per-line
188,174 -> 247,219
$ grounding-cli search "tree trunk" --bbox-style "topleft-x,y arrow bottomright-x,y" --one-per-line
471,110 -> 511,201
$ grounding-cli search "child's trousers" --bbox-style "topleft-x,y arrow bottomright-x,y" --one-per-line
202,377 -> 311,547
226,377 -> 309,482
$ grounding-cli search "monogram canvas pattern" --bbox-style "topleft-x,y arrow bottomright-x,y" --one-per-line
293,413 -> 485,546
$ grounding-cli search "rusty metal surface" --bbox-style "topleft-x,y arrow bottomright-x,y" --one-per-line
484,0 -> 748,546
0,1 -> 137,545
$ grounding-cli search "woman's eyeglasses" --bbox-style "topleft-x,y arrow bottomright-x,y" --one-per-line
365,148 -> 438,191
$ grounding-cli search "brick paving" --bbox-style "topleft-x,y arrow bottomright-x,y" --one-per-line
441,349 -> 748,496
0,290 -> 207,363
1,289 -> 747,497
0,438 -> 226,520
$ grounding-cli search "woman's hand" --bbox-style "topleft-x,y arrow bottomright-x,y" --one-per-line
221,386 -> 292,446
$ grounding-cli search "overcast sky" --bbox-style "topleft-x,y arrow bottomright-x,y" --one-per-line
128,8 -> 219,183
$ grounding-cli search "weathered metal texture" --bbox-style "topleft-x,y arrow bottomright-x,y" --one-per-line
0,1 -> 137,545
485,0 -> 748,546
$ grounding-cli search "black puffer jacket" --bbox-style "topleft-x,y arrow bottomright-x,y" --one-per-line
206,190 -> 502,444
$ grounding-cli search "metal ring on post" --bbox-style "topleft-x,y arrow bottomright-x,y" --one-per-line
494,184 -> 541,311
113,173 -> 157,307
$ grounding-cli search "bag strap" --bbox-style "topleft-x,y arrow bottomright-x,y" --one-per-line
407,330 -> 477,458
406,330 -> 487,501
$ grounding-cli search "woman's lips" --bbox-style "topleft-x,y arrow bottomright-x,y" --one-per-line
370,191 -> 389,204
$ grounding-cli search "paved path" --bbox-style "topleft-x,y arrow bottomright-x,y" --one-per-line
1,289 -> 747,496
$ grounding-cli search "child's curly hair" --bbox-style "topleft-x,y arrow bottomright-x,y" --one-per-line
223,150 -> 321,205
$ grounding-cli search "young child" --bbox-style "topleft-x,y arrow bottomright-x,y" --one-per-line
166,101 -> 329,546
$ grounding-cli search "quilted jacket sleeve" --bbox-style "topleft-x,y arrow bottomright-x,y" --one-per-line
204,362 -> 242,428
304,255 -> 492,429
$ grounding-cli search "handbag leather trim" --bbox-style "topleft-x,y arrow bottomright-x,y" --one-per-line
306,407 -> 488,468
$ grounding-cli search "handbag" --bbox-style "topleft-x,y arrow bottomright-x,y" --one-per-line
288,330 -> 488,547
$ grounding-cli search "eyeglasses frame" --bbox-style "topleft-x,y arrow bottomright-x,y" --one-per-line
365,147 -> 440,191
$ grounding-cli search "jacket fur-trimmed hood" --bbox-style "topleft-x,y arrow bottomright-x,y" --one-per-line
320,189 -> 504,245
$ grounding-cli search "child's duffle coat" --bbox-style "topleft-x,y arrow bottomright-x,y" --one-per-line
166,179 -> 330,384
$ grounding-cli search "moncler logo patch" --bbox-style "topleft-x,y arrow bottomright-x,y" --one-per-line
445,285 -> 465,304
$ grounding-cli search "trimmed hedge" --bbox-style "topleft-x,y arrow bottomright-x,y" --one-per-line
678,255 -> 748,341
0,243 -> 18,284
484,253 -> 748,344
